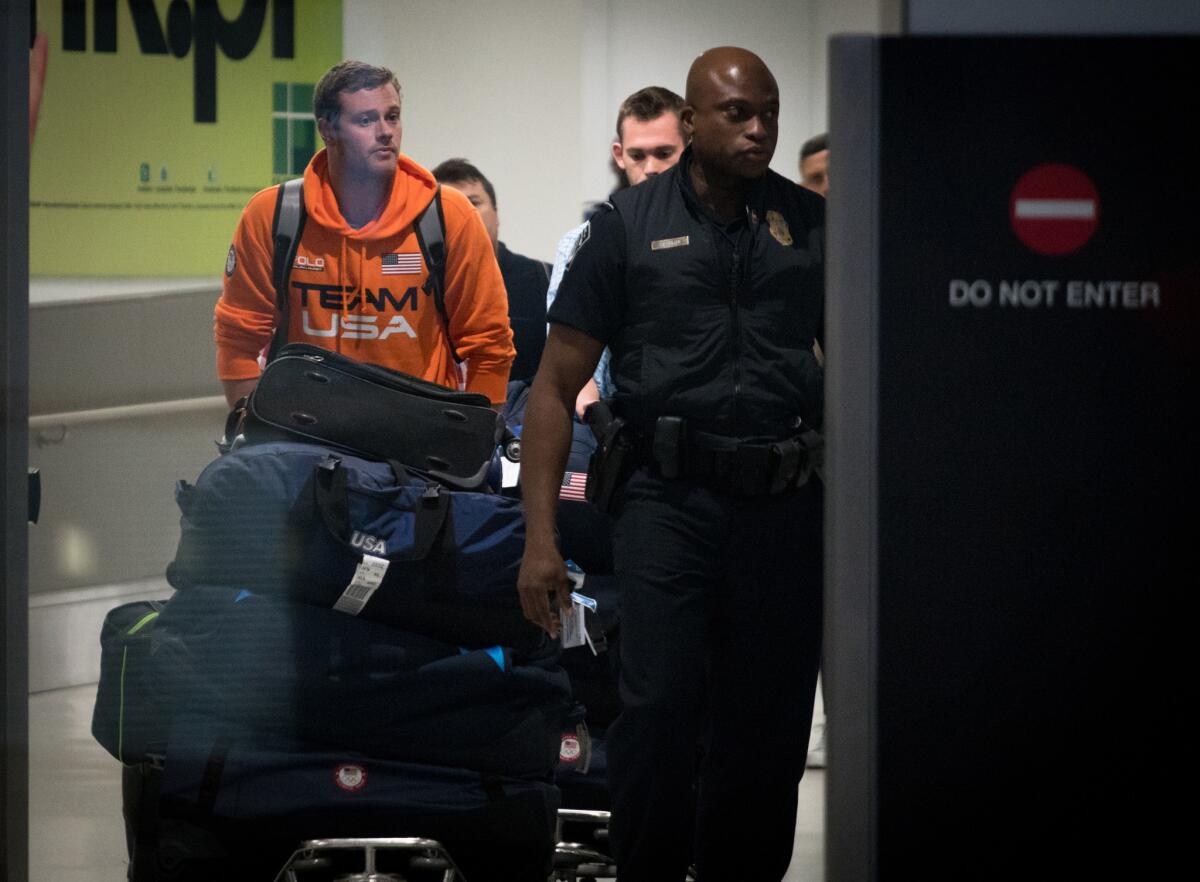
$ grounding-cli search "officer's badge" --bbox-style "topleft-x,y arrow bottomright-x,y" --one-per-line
766,211 -> 793,246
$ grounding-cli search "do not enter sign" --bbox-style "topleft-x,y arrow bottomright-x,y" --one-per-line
1009,163 -> 1100,256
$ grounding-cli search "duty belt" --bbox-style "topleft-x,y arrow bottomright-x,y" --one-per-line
639,416 -> 823,496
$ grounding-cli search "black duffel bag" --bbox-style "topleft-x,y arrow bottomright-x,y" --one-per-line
228,343 -> 505,491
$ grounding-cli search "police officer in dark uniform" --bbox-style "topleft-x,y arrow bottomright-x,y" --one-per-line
518,47 -> 824,881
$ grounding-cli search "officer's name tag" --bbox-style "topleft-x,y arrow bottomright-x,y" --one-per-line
651,236 -> 689,251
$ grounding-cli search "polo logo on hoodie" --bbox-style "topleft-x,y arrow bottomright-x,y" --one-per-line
293,255 -> 326,272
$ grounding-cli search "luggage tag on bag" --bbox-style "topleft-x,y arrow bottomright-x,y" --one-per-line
501,429 -> 522,489
560,561 -> 598,653
501,456 -> 521,489
333,554 -> 390,616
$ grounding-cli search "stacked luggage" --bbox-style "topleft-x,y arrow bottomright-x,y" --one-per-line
92,347 -> 575,882
498,382 -> 623,863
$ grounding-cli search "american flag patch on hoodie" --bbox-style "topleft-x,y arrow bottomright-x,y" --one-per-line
381,252 -> 422,275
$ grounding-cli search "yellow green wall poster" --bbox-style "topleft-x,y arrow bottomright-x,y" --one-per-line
30,0 -> 342,277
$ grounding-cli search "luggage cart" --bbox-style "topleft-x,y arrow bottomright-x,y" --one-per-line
551,808 -> 697,882
273,837 -> 466,882
552,809 -> 616,881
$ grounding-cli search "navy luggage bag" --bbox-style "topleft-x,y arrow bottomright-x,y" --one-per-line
167,441 -> 544,652
153,585 -> 572,777
124,716 -> 559,882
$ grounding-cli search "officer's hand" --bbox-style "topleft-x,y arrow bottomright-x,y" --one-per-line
517,540 -> 573,639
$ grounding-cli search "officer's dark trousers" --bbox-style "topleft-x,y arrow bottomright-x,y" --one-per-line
607,469 -> 822,882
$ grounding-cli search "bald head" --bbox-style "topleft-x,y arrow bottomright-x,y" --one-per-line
686,47 -> 777,107
681,47 -> 780,183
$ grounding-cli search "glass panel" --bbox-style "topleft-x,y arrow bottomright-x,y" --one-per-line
292,83 -> 314,115
291,120 -> 316,175
272,82 -> 287,113
273,118 -> 288,176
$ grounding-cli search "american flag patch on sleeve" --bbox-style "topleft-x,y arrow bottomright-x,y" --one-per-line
381,252 -> 422,275
559,471 -> 588,502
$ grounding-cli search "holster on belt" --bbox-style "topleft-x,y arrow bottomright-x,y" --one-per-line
766,428 -> 824,492
582,399 -> 636,512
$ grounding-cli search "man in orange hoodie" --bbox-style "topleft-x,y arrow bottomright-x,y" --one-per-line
215,61 -> 515,407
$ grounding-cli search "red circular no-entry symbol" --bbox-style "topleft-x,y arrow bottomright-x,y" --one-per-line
1009,163 -> 1100,256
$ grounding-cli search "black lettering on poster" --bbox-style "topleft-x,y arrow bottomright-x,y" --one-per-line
61,0 -> 296,123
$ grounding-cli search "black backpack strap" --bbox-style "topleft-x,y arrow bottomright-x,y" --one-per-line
196,738 -> 232,815
127,762 -> 161,882
414,187 -> 456,359
267,177 -> 307,363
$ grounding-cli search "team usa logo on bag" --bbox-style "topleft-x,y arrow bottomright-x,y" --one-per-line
350,531 -> 388,555
560,734 -> 582,763
334,764 -> 368,792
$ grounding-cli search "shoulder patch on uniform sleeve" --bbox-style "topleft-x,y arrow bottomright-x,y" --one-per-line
225,244 -> 237,277
565,222 -> 590,272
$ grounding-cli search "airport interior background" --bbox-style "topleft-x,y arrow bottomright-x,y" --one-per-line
4,1 -> 1197,880
11,2 -> 879,878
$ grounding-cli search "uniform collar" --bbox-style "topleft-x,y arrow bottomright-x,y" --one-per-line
676,145 -> 770,227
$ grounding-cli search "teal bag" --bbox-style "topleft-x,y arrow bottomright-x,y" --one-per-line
90,599 -> 170,763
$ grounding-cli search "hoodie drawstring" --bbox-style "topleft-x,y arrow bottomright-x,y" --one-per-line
338,237 -> 348,354
336,239 -> 369,355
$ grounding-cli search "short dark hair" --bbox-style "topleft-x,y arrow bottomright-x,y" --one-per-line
431,158 -> 497,210
800,133 -> 828,162
313,60 -> 401,127
616,86 -> 685,142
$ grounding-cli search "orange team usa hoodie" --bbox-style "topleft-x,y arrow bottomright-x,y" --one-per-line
214,149 -> 515,403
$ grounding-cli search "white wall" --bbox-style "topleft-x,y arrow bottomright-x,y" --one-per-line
345,0 -> 884,263
344,0 -> 585,263
590,0 -> 822,203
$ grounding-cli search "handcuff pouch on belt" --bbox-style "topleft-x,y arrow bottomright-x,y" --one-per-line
582,399 -> 637,512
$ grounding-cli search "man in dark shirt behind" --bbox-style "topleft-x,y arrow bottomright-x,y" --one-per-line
433,158 -> 551,382
518,47 -> 825,881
